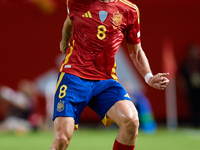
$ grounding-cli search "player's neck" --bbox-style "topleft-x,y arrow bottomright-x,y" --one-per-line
99,0 -> 115,3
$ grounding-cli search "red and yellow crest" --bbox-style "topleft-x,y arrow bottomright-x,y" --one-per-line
112,11 -> 123,26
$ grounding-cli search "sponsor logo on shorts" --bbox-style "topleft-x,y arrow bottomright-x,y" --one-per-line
124,93 -> 130,98
57,100 -> 65,112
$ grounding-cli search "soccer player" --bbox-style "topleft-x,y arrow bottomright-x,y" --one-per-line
50,0 -> 169,150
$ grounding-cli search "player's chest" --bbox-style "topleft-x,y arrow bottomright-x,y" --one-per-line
74,5 -> 126,31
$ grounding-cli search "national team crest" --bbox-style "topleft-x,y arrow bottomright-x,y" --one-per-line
57,101 -> 65,112
112,11 -> 123,26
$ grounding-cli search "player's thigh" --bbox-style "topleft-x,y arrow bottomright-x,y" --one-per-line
106,100 -> 138,127
54,117 -> 74,139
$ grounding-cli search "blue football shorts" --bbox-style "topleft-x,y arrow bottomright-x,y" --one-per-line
53,72 -> 131,129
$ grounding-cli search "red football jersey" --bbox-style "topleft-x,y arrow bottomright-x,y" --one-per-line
60,0 -> 141,81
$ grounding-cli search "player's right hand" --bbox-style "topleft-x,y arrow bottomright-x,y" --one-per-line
60,40 -> 68,54
148,73 -> 170,90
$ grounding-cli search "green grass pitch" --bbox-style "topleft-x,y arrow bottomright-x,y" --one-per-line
0,127 -> 200,150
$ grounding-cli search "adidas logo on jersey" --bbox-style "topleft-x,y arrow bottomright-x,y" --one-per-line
82,11 -> 92,18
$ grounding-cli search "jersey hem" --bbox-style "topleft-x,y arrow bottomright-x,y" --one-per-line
61,71 -> 117,81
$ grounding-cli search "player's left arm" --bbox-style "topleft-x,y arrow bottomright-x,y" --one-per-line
127,43 -> 169,90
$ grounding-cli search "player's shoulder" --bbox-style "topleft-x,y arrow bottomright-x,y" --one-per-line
116,0 -> 139,11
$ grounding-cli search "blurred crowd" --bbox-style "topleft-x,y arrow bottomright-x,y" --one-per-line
179,43 -> 200,128
0,79 -> 42,132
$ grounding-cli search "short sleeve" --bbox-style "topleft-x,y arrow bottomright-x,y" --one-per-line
126,7 -> 141,44
66,0 -> 74,20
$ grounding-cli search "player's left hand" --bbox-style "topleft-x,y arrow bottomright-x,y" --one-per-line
148,73 -> 170,90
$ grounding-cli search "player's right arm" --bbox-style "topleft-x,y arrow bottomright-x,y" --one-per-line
60,15 -> 73,54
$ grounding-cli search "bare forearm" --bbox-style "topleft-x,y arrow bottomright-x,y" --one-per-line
60,16 -> 73,54
127,43 -> 169,89
61,17 -> 73,43
127,43 -> 152,78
